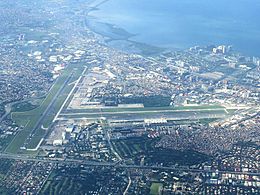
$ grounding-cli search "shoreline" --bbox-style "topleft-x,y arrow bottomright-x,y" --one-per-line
85,0 -> 168,56
86,0 -> 260,58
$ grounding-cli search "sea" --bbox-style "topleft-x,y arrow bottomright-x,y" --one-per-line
89,0 -> 260,57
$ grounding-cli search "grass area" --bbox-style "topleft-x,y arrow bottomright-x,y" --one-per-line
198,118 -> 219,124
26,79 -> 77,149
11,99 -> 43,113
150,183 -> 163,195
112,137 -> 210,166
112,137 -> 158,164
113,140 -> 144,158
40,169 -> 100,195
119,95 -> 171,107
0,188 -> 8,195
61,74 -> 84,111
103,105 -> 224,112
0,134 -> 17,152
167,119 -> 201,124
66,104 -> 224,113
41,177 -> 74,195
0,173 -> 5,180
42,177 -> 88,195
6,64 -> 84,153
226,109 -> 238,114
60,109 -> 227,120
40,165 -> 128,194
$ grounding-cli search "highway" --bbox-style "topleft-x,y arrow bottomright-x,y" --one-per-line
0,153 -> 259,177
0,103 -> 13,123
123,175 -> 132,195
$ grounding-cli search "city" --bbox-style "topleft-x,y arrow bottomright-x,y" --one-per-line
0,0 -> 259,194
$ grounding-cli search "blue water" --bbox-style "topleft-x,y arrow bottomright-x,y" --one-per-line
90,0 -> 260,56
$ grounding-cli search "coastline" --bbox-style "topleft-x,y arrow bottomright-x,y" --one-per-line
86,0 -> 260,57
85,0 -> 167,56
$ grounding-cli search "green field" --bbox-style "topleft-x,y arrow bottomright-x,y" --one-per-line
198,118 -> 219,124
5,64 -> 85,153
11,98 -> 44,113
40,167 -> 120,195
0,188 -> 8,195
112,137 -> 210,166
59,109 -> 227,121
150,183 -> 163,195
65,104 -> 224,114
112,137 -> 157,161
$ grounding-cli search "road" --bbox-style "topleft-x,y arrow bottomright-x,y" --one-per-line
0,153 -> 259,177
0,95 -> 48,123
105,128 -> 122,161
0,103 -> 12,123
100,119 -> 122,161
123,175 -> 132,195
